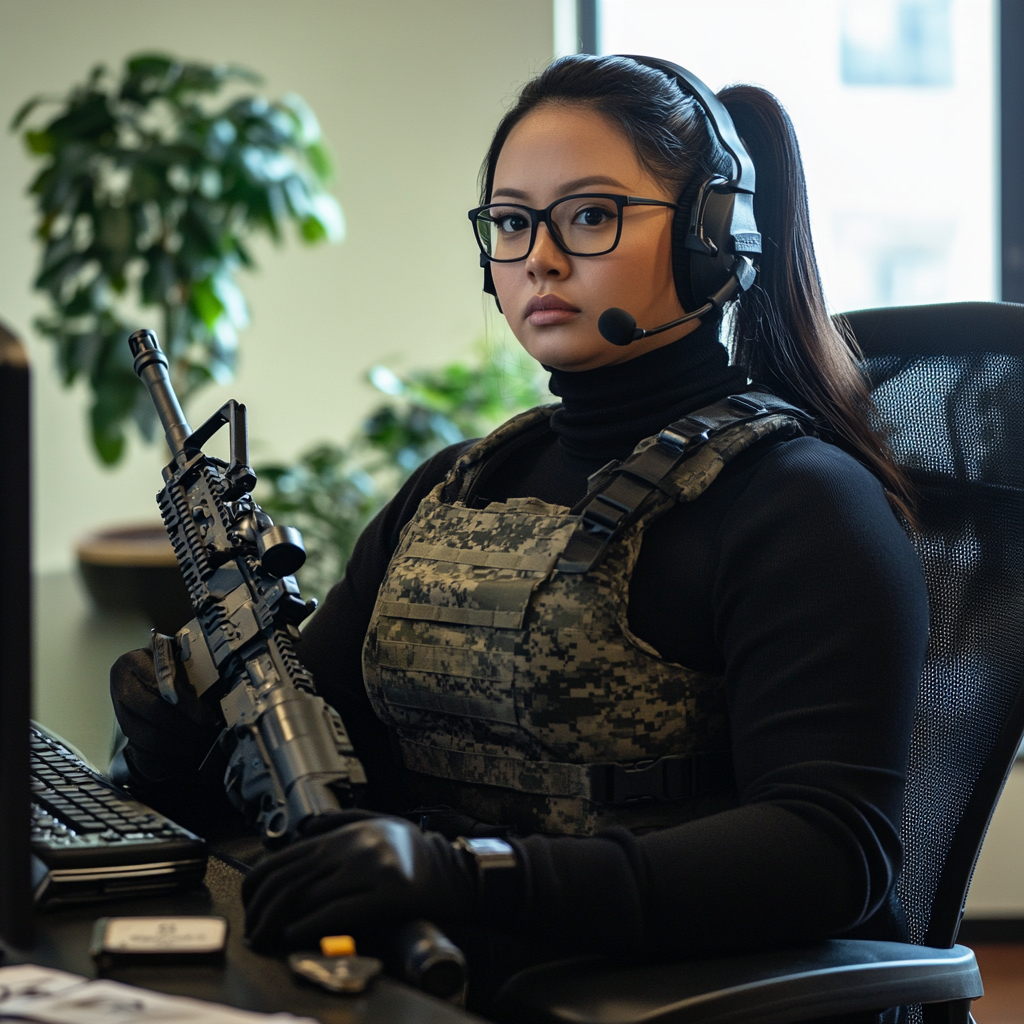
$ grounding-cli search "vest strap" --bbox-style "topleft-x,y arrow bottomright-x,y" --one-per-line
400,739 -> 734,804
558,392 -> 812,573
402,541 -> 558,573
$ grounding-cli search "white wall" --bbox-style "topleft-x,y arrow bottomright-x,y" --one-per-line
964,765 -> 1024,919
0,0 -> 554,572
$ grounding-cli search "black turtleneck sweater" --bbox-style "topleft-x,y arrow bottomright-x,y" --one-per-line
295,321 -> 928,965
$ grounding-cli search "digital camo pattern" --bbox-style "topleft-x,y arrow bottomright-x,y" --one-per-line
363,404 -> 809,835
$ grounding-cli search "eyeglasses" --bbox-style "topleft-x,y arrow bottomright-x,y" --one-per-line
468,193 -> 678,263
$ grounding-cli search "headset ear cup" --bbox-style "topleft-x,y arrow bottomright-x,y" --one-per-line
687,187 -> 742,308
670,204 -> 698,313
482,262 -> 502,313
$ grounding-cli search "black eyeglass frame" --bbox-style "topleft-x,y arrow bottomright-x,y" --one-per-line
468,193 -> 678,262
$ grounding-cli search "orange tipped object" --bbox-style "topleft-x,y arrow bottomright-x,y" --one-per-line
320,935 -> 356,957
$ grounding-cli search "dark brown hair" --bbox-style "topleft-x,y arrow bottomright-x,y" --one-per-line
481,55 -> 913,518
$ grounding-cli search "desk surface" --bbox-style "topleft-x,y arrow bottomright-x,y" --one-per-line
4,857 -> 482,1023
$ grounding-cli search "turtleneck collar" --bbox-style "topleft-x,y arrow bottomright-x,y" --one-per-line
546,317 -> 750,460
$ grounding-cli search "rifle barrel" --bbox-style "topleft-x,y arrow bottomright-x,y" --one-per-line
129,329 -> 192,458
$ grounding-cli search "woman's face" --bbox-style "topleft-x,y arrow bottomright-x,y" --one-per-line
489,103 -> 699,372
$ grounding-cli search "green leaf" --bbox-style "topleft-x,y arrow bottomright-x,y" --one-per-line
232,237 -> 255,269
46,94 -> 115,144
40,231 -> 78,273
25,129 -> 54,154
368,365 -> 405,396
299,214 -> 326,243
96,206 -> 134,257
140,248 -> 176,305
128,163 -> 164,201
211,270 -> 249,328
11,95 -> 46,131
304,141 -> 333,183
89,369 -> 139,466
63,279 -> 107,317
280,93 -> 322,145
191,275 -> 224,329
302,193 -> 344,244
240,146 -> 294,183
203,118 -> 237,160
121,54 -> 178,104
59,329 -> 103,383
126,53 -> 175,80
91,423 -> 125,465
222,63 -> 262,86
34,249 -> 89,295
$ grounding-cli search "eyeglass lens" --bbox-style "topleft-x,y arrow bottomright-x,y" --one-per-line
476,195 -> 622,260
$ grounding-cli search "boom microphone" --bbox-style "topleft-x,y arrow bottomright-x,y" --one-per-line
598,302 -> 713,346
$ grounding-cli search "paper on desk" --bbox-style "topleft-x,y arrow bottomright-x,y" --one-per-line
0,966 -> 85,1012
0,965 -> 319,1024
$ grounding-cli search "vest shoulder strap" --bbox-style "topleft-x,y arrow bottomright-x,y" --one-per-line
441,403 -> 559,505
558,391 -> 815,574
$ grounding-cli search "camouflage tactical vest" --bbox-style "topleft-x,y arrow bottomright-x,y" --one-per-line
362,392 -> 811,835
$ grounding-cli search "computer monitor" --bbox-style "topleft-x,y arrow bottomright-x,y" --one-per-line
0,322 -> 34,949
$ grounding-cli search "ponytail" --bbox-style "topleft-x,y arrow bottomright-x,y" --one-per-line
719,86 -> 915,520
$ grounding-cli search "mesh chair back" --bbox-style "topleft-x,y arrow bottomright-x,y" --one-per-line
846,302 -> 1024,948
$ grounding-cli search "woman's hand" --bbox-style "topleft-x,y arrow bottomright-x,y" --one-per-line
110,645 -> 222,785
242,818 -> 478,950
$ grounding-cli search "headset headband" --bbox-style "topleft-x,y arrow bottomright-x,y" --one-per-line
621,55 -> 756,195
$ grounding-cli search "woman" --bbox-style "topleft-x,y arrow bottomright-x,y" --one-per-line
112,54 -> 927,1002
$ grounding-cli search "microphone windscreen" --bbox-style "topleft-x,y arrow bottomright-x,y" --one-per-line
598,307 -> 638,346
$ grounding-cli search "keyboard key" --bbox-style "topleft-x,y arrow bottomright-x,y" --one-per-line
72,819 -> 105,832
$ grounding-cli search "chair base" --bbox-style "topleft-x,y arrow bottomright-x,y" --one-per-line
494,940 -> 982,1024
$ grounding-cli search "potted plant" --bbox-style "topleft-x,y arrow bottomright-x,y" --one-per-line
256,345 -> 547,603
12,52 -> 343,629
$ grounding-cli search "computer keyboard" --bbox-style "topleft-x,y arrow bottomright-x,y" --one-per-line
30,726 -> 208,905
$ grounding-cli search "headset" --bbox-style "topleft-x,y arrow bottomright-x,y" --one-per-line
480,55 -> 761,344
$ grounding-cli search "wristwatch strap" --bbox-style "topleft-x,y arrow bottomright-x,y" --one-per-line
452,836 -> 517,912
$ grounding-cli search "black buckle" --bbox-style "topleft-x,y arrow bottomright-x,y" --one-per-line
727,393 -> 767,415
589,752 -> 734,804
580,496 -> 628,537
590,756 -> 693,804
657,415 -> 713,455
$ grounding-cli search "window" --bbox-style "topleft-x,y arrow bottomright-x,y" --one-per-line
595,0 -> 998,313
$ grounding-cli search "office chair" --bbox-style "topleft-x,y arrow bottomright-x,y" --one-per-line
495,301 -> 1024,1024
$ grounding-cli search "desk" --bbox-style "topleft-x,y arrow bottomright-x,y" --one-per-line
4,856 -> 482,1023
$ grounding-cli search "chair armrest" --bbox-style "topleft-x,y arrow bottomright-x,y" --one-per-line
494,939 -> 982,1024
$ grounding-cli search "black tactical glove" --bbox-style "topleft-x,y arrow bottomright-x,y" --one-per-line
110,639 -> 223,784
242,817 -> 483,950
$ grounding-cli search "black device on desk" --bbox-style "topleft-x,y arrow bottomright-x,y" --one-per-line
0,323 -> 34,949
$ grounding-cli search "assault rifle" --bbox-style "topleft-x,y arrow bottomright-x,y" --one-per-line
129,328 -> 366,844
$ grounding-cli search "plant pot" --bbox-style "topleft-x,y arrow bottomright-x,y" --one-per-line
76,524 -> 193,636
